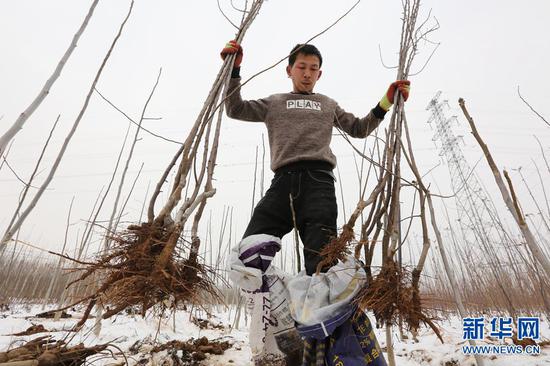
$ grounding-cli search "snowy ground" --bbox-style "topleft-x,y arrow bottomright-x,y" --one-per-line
1,304 -> 549,365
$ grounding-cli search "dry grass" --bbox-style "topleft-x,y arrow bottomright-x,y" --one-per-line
0,251 -> 93,305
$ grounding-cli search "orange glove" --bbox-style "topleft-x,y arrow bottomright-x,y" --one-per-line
379,80 -> 411,111
220,40 -> 243,68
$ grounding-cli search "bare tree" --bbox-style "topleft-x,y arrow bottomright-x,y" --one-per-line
0,0 -> 100,157
0,0 -> 135,250
102,69 -> 162,250
48,0 -> 267,328
2,115 -> 60,248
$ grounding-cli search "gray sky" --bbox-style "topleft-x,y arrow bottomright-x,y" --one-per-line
1,0 -> 549,261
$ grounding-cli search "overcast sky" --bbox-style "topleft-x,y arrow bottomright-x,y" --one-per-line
1,0 -> 549,263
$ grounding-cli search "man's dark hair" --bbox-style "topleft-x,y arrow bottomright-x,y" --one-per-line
288,44 -> 323,67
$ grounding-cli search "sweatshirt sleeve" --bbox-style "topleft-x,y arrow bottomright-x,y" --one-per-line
225,77 -> 270,122
333,102 -> 387,138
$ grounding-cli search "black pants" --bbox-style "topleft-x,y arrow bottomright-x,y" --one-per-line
243,162 -> 338,275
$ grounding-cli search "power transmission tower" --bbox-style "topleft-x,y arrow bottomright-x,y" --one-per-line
426,92 -> 550,316
426,91 -> 511,249
425,92 -> 527,310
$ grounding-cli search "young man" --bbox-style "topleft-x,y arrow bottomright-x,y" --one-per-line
223,43 -> 405,365
222,41 -> 410,276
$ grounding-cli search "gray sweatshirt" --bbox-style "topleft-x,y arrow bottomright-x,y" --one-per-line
226,77 -> 386,171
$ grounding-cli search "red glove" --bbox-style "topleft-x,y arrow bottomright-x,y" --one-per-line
220,40 -> 243,68
380,80 -> 411,111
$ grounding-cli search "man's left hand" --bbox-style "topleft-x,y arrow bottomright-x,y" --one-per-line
379,80 -> 411,111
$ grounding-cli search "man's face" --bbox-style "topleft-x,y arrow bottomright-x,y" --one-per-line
286,53 -> 322,94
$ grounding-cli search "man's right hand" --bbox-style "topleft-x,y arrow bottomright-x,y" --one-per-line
220,40 -> 243,68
